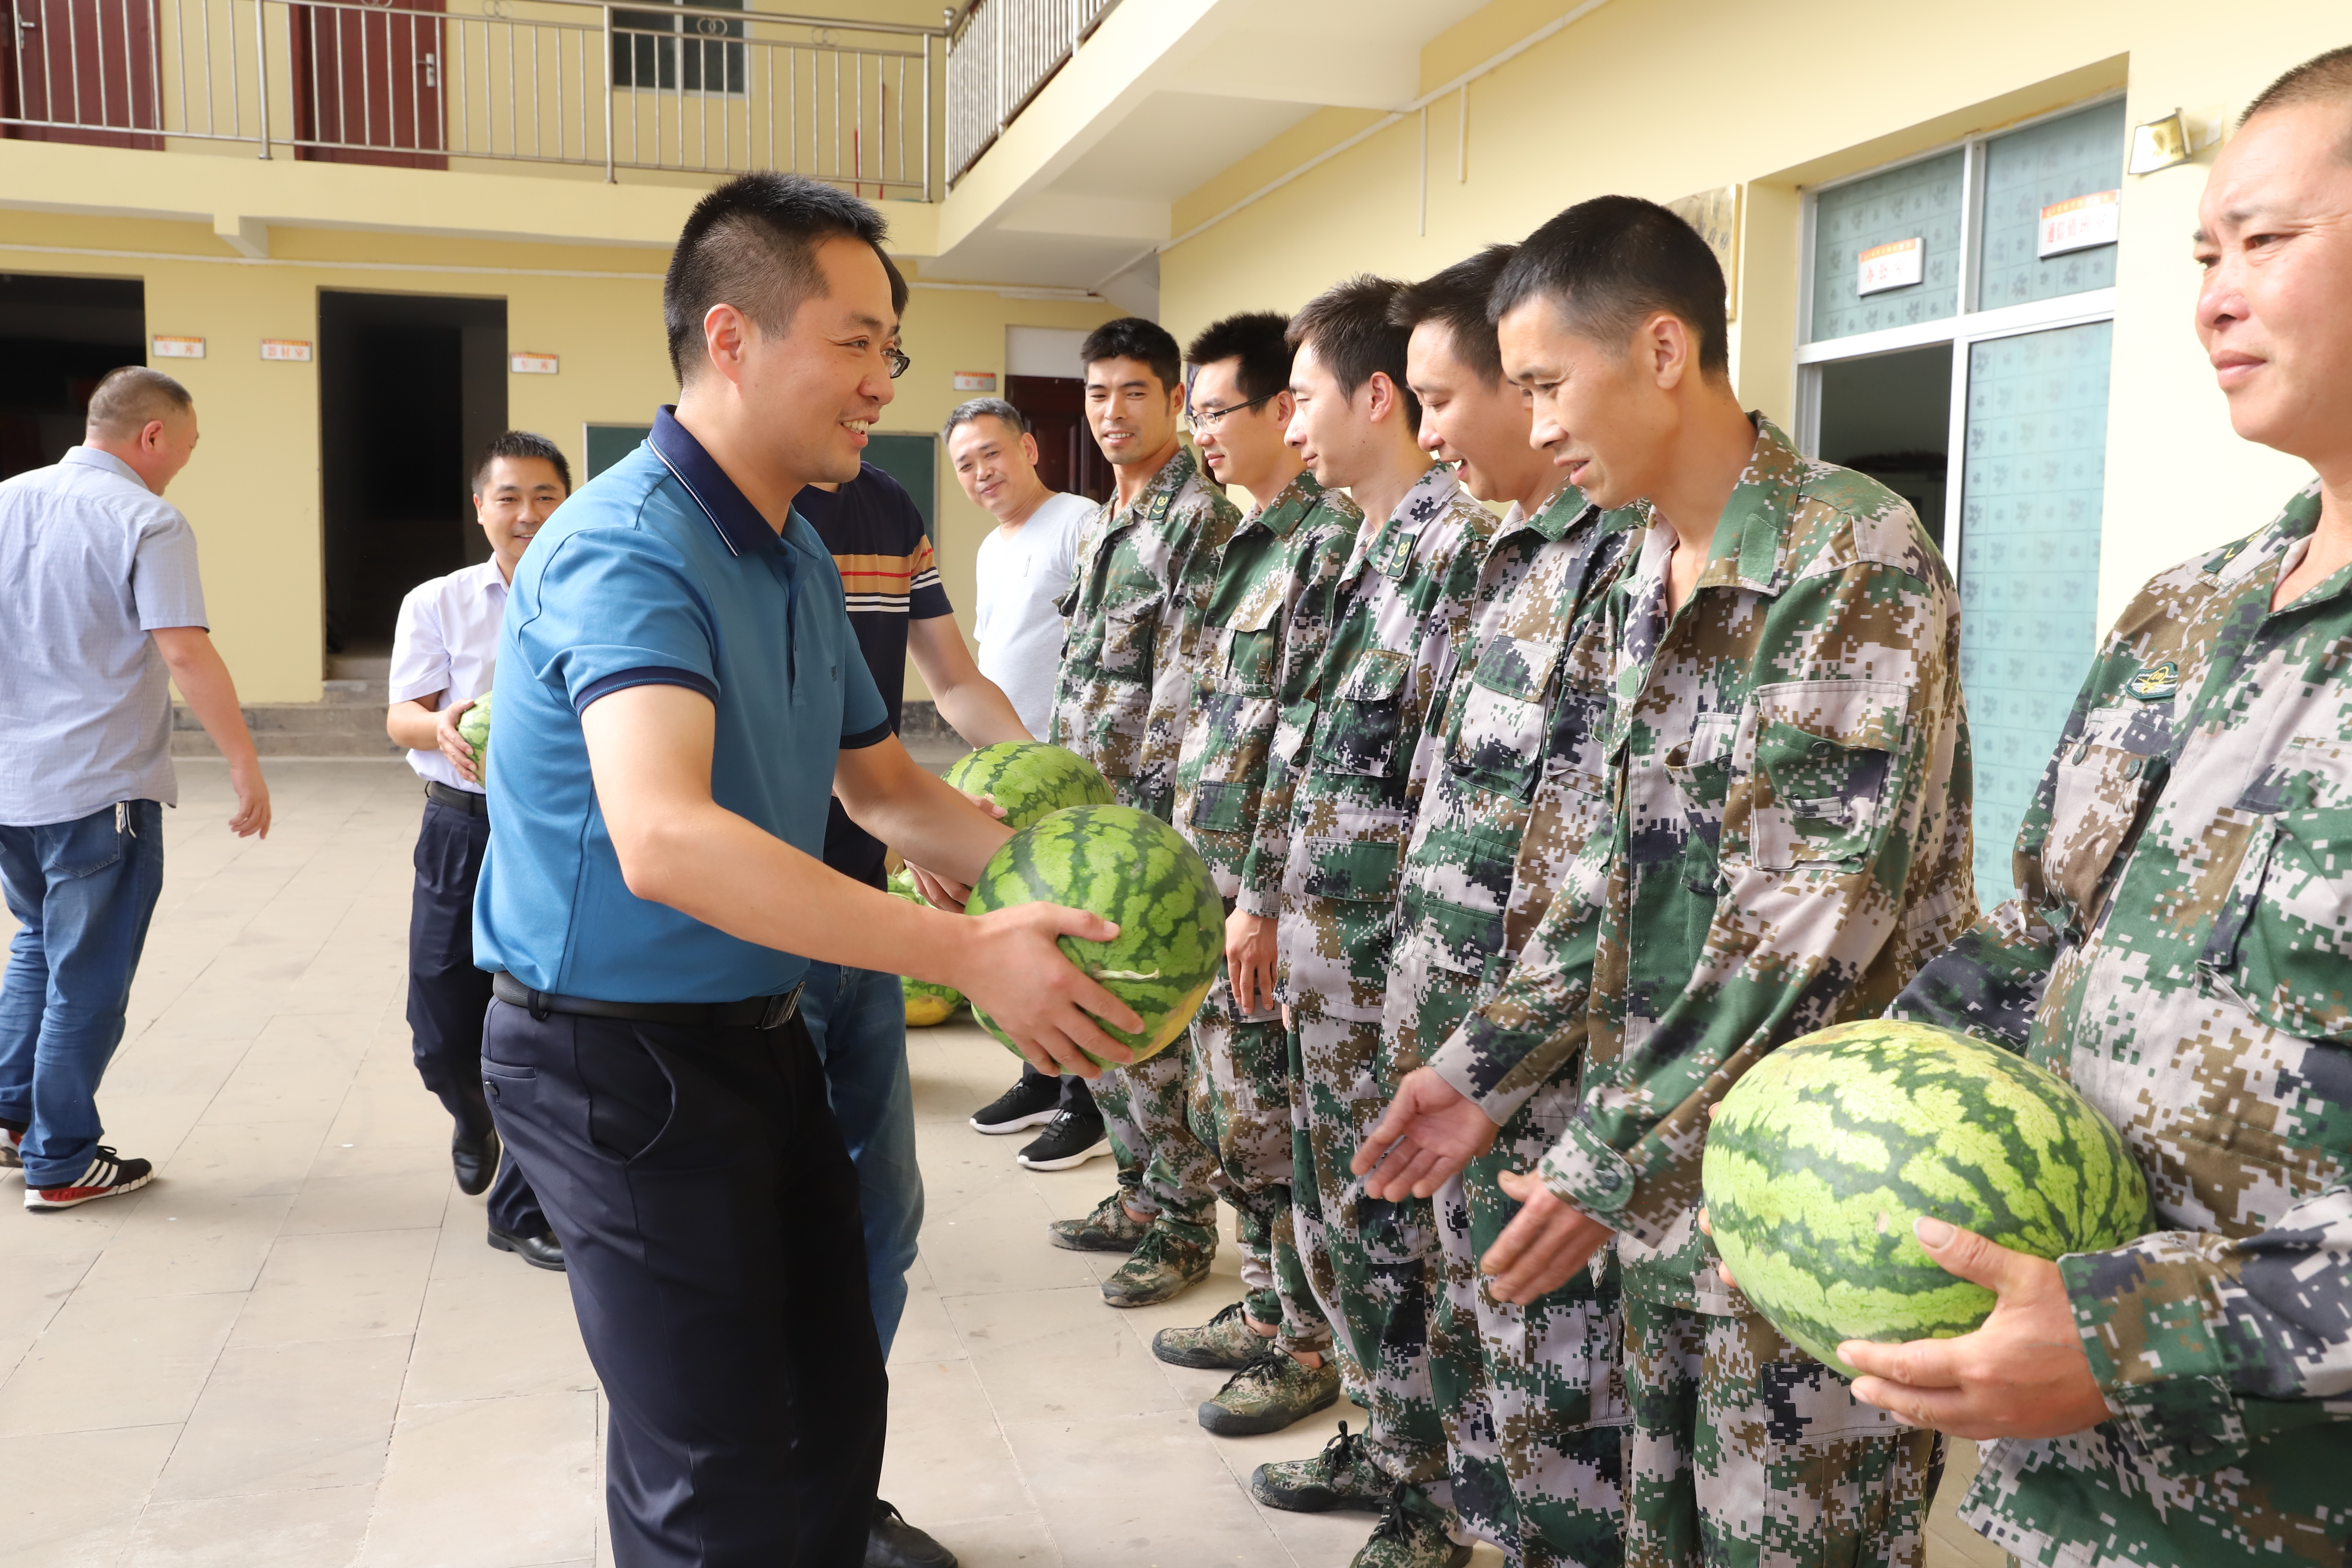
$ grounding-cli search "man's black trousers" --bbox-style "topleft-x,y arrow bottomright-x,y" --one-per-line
406,795 -> 544,1238
481,997 -> 887,1568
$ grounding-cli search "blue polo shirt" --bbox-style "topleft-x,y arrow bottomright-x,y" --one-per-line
474,408 -> 892,1003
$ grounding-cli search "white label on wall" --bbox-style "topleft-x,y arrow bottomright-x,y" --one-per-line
952,371 -> 997,392
2038,190 -> 2121,259
151,334 -> 205,359
510,352 -> 560,375
260,338 -> 312,362
1855,237 -> 1924,296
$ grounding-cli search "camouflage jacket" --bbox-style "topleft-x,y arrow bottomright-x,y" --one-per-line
1469,418 -> 1976,1307
1172,470 -> 1359,909
1049,446 -> 1242,821
1257,463 -> 1501,1024
1385,488 -> 1642,1109
1894,482 -> 2352,1566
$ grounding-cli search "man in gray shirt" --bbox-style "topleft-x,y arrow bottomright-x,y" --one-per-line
0,366 -> 270,1210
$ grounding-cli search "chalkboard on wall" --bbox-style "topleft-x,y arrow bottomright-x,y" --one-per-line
582,423 -> 937,540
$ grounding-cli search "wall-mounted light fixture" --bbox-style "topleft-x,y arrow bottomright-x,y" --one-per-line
2128,110 -> 2192,175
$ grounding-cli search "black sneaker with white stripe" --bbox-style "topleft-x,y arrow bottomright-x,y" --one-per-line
1017,1107 -> 1110,1171
969,1073 -> 1062,1135
24,1146 -> 154,1210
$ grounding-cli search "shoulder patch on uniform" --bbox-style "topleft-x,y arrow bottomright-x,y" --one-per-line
2126,660 -> 2179,701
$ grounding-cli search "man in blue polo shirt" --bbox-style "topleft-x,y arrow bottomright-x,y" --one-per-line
474,173 -> 1141,1568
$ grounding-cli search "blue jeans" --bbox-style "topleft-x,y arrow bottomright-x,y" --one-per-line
798,961 -> 922,1359
0,800 -> 166,1188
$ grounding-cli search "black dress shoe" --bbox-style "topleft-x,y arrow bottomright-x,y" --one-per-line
452,1127 -> 499,1197
867,1499 -> 956,1568
487,1226 -> 565,1271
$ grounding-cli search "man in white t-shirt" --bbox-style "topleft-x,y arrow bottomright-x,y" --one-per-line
384,432 -> 569,1270
942,397 -> 1109,1169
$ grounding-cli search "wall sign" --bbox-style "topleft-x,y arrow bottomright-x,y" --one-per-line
511,351 -> 560,375
2038,190 -> 2121,259
1856,237 -> 1924,296
260,338 -> 312,362
151,334 -> 205,359
952,371 -> 997,392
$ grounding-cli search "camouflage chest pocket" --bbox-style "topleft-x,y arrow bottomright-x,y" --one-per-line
2039,703 -> 2172,931
2203,735 -> 2352,1044
1448,636 -> 1562,801
1219,591 -> 1284,698
1092,557 -> 1167,687
1745,679 -> 1907,872
1314,648 -> 1412,776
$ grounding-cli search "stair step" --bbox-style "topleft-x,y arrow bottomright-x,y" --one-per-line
173,702 -> 406,759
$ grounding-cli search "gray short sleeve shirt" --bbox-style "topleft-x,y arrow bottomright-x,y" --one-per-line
0,446 -> 210,825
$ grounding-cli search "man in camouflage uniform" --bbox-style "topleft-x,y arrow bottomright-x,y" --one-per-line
1851,60 -> 2352,1567
1465,199 -> 1975,1568
1148,312 -> 1360,1434
1355,246 -> 1642,1568
1242,276 -> 1501,1568
1044,316 -> 1243,1306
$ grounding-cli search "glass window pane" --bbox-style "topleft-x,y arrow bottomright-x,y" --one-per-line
1977,100 -> 2127,311
1808,150 -> 1964,343
1956,319 -> 2113,912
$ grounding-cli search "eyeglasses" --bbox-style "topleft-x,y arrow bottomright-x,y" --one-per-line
1184,392 -> 1273,434
884,345 -> 910,380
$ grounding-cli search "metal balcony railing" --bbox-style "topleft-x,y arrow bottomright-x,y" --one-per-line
944,0 -> 1114,187
1,0 -> 944,195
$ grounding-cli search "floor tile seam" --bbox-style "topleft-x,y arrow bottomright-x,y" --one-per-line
914,1256 -> 1059,1562
0,1248 -> 104,1385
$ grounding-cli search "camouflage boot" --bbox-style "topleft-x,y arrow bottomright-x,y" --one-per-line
1351,1486 -> 1469,1568
1249,1421 -> 1392,1513
1199,1348 -> 1340,1436
1048,1190 -> 1145,1253
1152,1298 -> 1269,1369
1101,1218 -> 1214,1307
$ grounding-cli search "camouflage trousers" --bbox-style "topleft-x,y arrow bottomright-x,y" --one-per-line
1188,968 -> 1334,1355
1622,1296 -> 1942,1568
1095,1037 -> 1219,1239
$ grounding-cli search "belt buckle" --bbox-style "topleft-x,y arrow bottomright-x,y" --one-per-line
756,985 -> 802,1031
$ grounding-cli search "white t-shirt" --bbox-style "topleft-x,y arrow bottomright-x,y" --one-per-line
387,559 -> 506,792
971,490 -> 1091,741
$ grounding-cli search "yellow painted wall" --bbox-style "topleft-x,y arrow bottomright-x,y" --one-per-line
1158,0 -> 2346,634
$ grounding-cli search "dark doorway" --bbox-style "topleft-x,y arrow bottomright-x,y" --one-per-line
1816,344 -> 1952,554
318,290 -> 505,654
291,0 -> 449,168
1006,374 -> 1112,504
0,272 -> 144,481
0,0 -> 164,150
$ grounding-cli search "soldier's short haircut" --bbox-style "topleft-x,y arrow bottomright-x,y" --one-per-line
84,366 -> 191,438
1390,244 -> 1518,389
2242,44 -> 2352,159
663,171 -> 890,382
1080,317 -> 1182,397
942,397 -> 1029,443
1286,276 -> 1421,427
472,430 -> 572,495
1185,311 -> 1294,404
1490,196 -> 1730,378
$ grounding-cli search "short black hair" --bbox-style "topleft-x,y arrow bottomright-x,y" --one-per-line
2242,44 -> 2352,160
1391,245 -> 1517,388
1185,311 -> 1294,404
663,172 -> 890,382
473,429 -> 572,494
1490,196 -> 1729,377
1287,275 -> 1420,427
882,249 -> 910,323
1080,316 -> 1182,397
942,397 -> 1029,442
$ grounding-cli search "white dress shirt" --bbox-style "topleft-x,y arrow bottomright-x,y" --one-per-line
388,559 -> 507,792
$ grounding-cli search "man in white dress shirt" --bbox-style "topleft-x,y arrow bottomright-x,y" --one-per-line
385,432 -> 569,1268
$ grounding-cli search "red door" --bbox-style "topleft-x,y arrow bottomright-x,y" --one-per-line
1007,375 -> 1113,504
2,0 -> 163,149
292,0 -> 446,168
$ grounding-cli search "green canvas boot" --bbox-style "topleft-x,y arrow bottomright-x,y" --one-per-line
1047,1190 -> 1145,1253
1152,1299 -> 1269,1369
1199,1348 -> 1341,1435
1099,1219 -> 1214,1307
1248,1421 -> 1392,1513
1351,1487 -> 1470,1568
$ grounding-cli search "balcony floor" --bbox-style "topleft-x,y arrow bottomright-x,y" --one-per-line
0,761 -> 2000,1568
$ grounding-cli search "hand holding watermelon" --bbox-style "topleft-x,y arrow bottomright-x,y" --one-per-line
953,900 -> 1144,1076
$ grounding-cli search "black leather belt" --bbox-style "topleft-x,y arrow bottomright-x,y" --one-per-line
492,970 -> 803,1030
426,781 -> 489,816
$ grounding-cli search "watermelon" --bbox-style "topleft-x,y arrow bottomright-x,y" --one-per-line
887,868 -> 963,1026
456,691 -> 492,781
1702,1020 -> 2150,1378
962,804 -> 1222,1067
941,742 -> 1115,831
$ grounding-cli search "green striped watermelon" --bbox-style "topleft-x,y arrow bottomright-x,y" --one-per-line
457,691 -> 493,780
942,743 -> 1115,831
887,868 -> 964,1026
1702,1020 -> 2150,1378
962,804 -> 1222,1067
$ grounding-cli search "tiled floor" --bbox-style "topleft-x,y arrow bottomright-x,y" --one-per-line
0,760 -> 2001,1568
